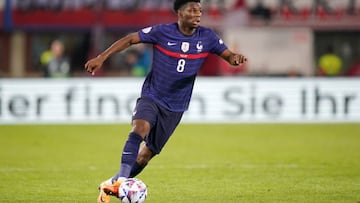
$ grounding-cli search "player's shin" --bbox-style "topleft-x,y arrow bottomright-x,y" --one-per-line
113,132 -> 143,179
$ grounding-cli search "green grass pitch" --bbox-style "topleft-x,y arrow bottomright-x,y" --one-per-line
0,124 -> 360,203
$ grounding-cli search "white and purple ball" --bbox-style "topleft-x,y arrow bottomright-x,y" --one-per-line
118,178 -> 147,203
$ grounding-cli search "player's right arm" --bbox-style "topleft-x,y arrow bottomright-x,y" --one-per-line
85,32 -> 141,75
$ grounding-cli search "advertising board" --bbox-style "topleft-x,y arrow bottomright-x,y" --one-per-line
0,78 -> 359,124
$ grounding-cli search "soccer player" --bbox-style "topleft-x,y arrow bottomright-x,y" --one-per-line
84,0 -> 247,202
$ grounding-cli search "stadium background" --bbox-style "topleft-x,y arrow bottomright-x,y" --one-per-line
0,1 -> 360,202
1,0 -> 360,124
1,0 -> 360,78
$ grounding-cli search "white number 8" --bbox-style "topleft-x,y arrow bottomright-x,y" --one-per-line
177,59 -> 186,72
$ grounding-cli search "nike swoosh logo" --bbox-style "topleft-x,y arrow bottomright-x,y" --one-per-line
122,152 -> 133,155
167,42 -> 177,46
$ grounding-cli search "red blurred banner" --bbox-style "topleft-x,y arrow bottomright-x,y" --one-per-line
0,10 -> 3,28
11,9 -> 177,29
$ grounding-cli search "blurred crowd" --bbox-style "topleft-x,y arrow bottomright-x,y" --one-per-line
12,0 -> 237,11
11,0 -> 360,16
0,0 -> 359,78
249,0 -> 360,21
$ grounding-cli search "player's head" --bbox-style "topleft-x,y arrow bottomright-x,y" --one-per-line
174,0 -> 202,30
173,0 -> 201,13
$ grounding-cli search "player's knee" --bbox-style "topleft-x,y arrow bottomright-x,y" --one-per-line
132,119 -> 151,137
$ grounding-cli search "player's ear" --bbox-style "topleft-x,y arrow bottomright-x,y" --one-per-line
177,6 -> 186,18
177,9 -> 182,17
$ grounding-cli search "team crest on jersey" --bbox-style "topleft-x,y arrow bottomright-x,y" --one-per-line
196,41 -> 203,53
181,42 -> 190,53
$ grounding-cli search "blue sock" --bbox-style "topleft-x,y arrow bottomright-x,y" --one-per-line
112,132 -> 143,180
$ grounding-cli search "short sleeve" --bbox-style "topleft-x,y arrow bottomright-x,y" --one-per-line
209,31 -> 228,56
138,25 -> 161,44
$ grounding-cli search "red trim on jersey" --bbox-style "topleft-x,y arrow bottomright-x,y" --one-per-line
155,45 -> 209,59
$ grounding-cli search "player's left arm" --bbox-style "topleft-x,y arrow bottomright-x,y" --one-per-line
85,32 -> 141,75
220,49 -> 248,66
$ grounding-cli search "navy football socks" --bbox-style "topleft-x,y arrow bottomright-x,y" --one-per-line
113,132 -> 143,180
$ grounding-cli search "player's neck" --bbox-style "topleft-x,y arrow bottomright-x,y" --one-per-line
177,22 -> 196,36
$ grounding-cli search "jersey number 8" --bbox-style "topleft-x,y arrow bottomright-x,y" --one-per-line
177,59 -> 186,73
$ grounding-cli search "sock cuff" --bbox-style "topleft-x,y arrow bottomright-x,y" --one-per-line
129,132 -> 143,142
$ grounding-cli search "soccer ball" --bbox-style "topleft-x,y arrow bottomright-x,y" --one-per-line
118,178 -> 147,203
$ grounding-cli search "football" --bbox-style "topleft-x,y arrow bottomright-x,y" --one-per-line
118,178 -> 147,203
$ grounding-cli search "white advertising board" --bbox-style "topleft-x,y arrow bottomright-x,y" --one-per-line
0,78 -> 359,124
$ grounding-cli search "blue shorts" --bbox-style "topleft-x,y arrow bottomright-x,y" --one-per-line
132,97 -> 184,154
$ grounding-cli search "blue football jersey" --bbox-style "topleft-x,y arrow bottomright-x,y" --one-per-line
138,23 -> 227,112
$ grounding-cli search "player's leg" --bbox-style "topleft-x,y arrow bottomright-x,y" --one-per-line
129,104 -> 184,178
97,98 -> 156,202
112,98 -> 157,181
113,119 -> 150,180
97,122 -> 151,203
129,144 -> 155,178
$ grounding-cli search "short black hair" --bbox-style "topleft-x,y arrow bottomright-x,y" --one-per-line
173,0 -> 201,12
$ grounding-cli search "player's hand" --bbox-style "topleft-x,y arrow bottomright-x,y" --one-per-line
232,54 -> 247,66
84,56 -> 104,76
